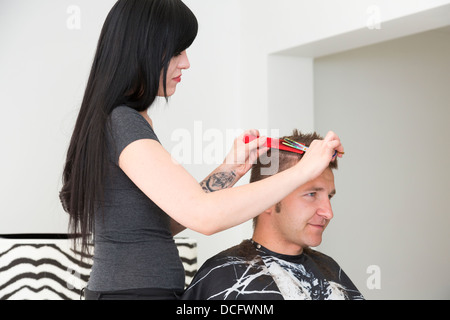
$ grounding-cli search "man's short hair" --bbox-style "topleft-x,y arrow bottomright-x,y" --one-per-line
250,129 -> 338,228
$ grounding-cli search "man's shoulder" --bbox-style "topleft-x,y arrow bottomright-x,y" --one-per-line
182,240 -> 280,300
196,240 -> 258,271
215,239 -> 257,259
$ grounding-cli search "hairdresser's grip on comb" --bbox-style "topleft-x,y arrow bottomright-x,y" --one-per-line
244,134 -> 343,158
244,135 -> 272,148
243,135 -> 254,144
243,135 -> 304,154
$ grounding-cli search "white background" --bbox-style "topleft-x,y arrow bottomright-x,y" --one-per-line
1,0 -> 449,299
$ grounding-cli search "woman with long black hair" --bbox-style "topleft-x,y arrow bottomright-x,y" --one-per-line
60,0 -> 344,300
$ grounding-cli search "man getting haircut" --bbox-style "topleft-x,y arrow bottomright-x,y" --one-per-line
182,130 -> 364,300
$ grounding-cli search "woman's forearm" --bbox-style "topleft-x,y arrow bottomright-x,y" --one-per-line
122,134 -> 342,237
171,163 -> 243,235
199,164 -> 240,193
194,164 -> 305,235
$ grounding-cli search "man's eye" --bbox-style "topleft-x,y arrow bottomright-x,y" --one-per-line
306,192 -> 316,197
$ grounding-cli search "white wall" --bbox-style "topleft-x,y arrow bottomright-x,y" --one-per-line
239,0 -> 450,132
267,55 -> 314,135
314,28 -> 450,299
0,0 -> 116,234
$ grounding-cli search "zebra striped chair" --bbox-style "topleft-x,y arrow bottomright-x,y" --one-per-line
0,234 -> 197,300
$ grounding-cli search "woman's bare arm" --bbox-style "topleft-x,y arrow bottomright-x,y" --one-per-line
170,130 -> 267,235
120,131 -> 343,235
171,164 -> 238,235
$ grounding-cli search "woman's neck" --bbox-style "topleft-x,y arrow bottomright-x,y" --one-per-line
139,110 -> 153,128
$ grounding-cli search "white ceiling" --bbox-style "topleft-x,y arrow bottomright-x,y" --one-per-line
275,4 -> 450,58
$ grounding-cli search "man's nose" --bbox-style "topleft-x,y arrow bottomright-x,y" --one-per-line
317,199 -> 333,220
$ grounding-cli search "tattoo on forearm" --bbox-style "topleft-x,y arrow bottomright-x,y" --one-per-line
200,171 -> 237,193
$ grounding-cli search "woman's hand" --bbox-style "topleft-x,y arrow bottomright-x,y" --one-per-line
199,129 -> 268,194
296,131 -> 344,181
223,129 -> 268,178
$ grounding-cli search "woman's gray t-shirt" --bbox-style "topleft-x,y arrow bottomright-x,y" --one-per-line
87,106 -> 185,292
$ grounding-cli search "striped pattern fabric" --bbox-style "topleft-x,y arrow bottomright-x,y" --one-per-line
175,237 -> 197,288
0,235 -> 92,300
0,235 -> 197,300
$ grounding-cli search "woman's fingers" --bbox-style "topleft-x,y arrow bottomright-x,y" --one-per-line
245,135 -> 268,165
297,131 -> 345,181
224,130 -> 267,168
324,131 -> 344,158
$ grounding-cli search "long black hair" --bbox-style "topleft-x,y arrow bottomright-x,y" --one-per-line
60,0 -> 198,256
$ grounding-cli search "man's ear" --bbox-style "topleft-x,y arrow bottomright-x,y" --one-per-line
263,205 -> 275,216
258,202 -> 280,224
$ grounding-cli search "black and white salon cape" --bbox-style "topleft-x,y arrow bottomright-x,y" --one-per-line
182,240 -> 364,300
